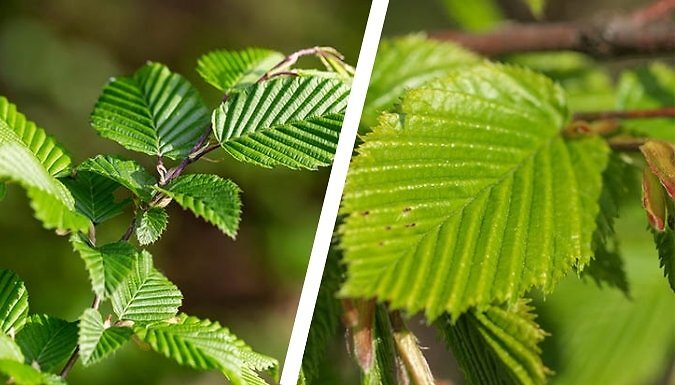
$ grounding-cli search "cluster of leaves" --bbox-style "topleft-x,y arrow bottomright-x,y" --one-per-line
0,46 -> 353,384
301,34 -> 674,385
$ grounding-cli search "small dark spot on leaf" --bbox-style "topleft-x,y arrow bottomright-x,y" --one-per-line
402,207 -> 411,213
405,223 -> 416,228
385,226 -> 392,230
379,241 -> 384,246
362,211 -> 370,216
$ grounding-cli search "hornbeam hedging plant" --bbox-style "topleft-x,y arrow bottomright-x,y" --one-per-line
0,46 -> 353,385
300,34 -> 675,385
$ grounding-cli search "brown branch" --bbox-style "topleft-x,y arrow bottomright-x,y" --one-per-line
630,0 -> 675,25
573,107 -> 675,121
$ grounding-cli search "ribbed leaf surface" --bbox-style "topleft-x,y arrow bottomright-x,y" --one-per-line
136,314 -> 277,385
340,64 -> 609,319
91,63 -> 209,159
78,309 -> 132,366
0,96 -> 71,176
0,269 -> 29,334
158,174 -> 241,238
363,35 -> 479,126
197,48 -> 284,92
653,226 -> 675,291
25,188 -> 90,232
135,208 -> 168,245
61,172 -> 129,225
78,155 -> 155,200
212,76 -> 349,169
71,235 -> 136,299
111,251 -> 182,323
15,315 -> 78,373
439,301 -> 548,385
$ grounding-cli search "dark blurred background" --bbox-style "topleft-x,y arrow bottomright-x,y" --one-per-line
0,0 -> 369,384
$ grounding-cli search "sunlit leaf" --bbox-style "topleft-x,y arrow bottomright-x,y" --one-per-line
197,48 -> 284,93
78,309 -> 132,366
0,269 -> 29,335
135,207 -> 168,245
78,155 -> 156,200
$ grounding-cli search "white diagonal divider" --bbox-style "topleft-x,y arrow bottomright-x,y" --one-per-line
279,0 -> 389,383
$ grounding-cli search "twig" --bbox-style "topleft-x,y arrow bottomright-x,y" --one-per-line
630,0 -> 675,25
573,107 -> 675,121
60,294 -> 101,377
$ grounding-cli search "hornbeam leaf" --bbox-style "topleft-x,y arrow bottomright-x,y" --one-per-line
15,315 -> 78,373
197,48 -> 284,93
640,140 -> 675,200
157,174 -> 241,238
0,269 -> 29,335
439,300 -> 549,385
61,172 -> 129,225
0,359 -> 66,385
339,63 -> 609,319
212,76 -> 349,169
0,335 -> 24,362
111,250 -> 182,323
135,207 -> 168,245
0,96 -> 71,176
136,313 -> 278,385
363,35 -> 479,126
26,189 -> 90,233
652,225 -> 675,291
78,309 -> 132,366
78,155 -> 156,200
91,62 -> 210,159
70,235 -> 137,298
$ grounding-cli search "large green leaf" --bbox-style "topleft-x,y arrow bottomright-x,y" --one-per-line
157,174 -> 241,238
363,35 -> 479,127
0,269 -> 29,335
15,315 -> 78,373
136,314 -> 277,385
439,300 -> 549,385
135,207 -> 168,245
0,96 -> 71,176
110,250 -> 182,323
0,360 -> 66,385
78,155 -> 156,200
197,48 -> 284,93
71,235 -> 136,299
340,64 -> 609,319
61,172 -> 129,225
212,76 -> 349,169
78,309 -> 132,366
25,188 -> 90,233
91,62 -> 210,159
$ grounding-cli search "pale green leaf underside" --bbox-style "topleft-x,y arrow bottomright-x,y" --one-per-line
0,269 -> 29,335
15,315 -> 78,373
340,64 -> 609,319
78,309 -> 132,366
158,174 -> 241,238
440,300 -> 548,385
0,96 -> 71,176
71,235 -> 136,299
0,359 -> 66,385
212,76 -> 349,169
363,35 -> 480,126
196,48 -> 284,93
78,155 -> 156,200
91,62 -> 209,159
136,207 -> 168,245
0,335 -> 24,362
61,172 -> 129,225
111,250 -> 182,323
136,314 -> 277,385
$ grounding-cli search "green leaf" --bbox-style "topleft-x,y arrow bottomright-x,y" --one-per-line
616,62 -> 675,142
0,334 -> 24,362
652,225 -> 675,291
136,313 -> 278,385
15,315 -> 78,373
78,309 -> 132,366
197,48 -> 284,93
0,96 -> 71,176
440,0 -> 503,31
0,359 -> 66,385
339,63 -> 609,320
61,172 -> 129,225
0,182 -> 5,201
523,0 -> 545,18
363,35 -> 480,127
157,174 -> 241,238
78,155 -> 156,200
212,76 -> 349,169
91,62 -> 210,159
135,207 -> 168,245
439,300 -> 549,385
70,235 -> 136,299
0,269 -> 29,335
111,250 -> 182,323
362,306 -> 397,385
25,189 -> 90,233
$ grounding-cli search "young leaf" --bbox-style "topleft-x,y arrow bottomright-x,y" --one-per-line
78,309 -> 132,366
15,315 -> 78,373
135,207 -> 168,245
196,48 -> 284,93
0,96 -> 71,176
91,63 -> 210,159
0,334 -> 24,362
339,63 -> 609,319
439,300 -> 549,385
0,359 -> 67,385
363,35 -> 479,126
652,225 -> 675,291
157,174 -> 241,238
135,313 -> 278,385
78,155 -> 156,200
0,269 -> 29,335
111,250 -> 182,323
363,305 -> 397,385
212,76 -> 349,169
640,140 -> 675,199
61,172 -> 129,225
